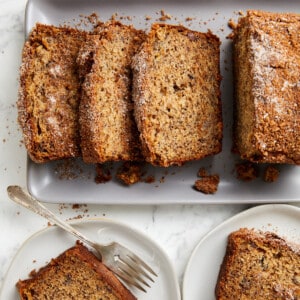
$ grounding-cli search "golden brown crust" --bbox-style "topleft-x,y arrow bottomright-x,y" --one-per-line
233,10 -> 300,164
18,23 -> 87,163
17,242 -> 137,300
78,21 -> 146,163
132,23 -> 222,167
215,228 -> 300,300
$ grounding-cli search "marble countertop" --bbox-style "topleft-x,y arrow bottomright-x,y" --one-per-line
0,0 -> 298,297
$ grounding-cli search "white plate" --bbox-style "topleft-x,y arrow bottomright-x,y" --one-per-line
0,218 -> 180,300
182,204 -> 300,300
25,0 -> 300,204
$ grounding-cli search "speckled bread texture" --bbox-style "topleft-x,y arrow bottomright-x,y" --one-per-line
78,21 -> 146,163
215,228 -> 300,300
18,23 -> 87,163
233,10 -> 300,164
17,242 -> 137,300
132,23 -> 222,167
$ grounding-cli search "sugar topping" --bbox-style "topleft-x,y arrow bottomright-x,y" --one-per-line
49,64 -> 63,77
249,15 -> 300,157
18,24 -> 87,162
250,27 -> 287,111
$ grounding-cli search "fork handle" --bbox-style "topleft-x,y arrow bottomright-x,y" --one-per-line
7,186 -> 97,251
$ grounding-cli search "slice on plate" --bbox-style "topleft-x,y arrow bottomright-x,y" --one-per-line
215,228 -> 300,299
17,241 -> 137,300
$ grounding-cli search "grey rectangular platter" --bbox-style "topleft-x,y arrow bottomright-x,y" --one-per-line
26,0 -> 300,204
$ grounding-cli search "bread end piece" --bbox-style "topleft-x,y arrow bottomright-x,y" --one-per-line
232,10 -> 300,164
18,23 -> 87,163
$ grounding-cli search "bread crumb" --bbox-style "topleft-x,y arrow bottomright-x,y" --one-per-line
143,175 -> 155,184
159,176 -> 165,183
195,167 -> 220,194
264,165 -> 280,182
236,162 -> 258,181
71,214 -> 83,220
228,18 -> 237,29
116,162 -> 143,185
29,269 -> 37,278
94,164 -> 112,184
72,204 -> 87,210
194,175 -> 220,194
185,17 -> 195,22
81,13 -> 100,27
197,167 -> 208,177
158,10 -> 172,21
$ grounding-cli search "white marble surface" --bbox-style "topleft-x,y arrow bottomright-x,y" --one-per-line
0,0 -> 298,298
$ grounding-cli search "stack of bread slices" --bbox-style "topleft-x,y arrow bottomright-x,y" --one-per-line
18,21 -> 222,167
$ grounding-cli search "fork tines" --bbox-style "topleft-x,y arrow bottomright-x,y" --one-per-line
114,253 -> 157,293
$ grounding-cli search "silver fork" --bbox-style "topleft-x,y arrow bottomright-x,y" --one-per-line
7,185 -> 157,293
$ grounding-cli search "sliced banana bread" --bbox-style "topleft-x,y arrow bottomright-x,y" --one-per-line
17,242 -> 137,300
232,10 -> 300,164
78,21 -> 146,163
18,23 -> 87,163
215,228 -> 300,299
132,23 -> 222,167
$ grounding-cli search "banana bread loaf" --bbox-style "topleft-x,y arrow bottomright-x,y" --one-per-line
132,23 -> 222,167
215,228 -> 300,300
17,242 -> 136,300
18,23 -> 87,163
78,21 -> 146,163
232,10 -> 300,164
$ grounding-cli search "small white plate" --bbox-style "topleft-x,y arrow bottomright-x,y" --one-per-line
182,204 -> 300,300
0,218 -> 180,300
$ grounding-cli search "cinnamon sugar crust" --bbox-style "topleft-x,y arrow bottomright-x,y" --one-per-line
232,10 -> 300,164
18,24 -> 87,163
78,21 -> 146,163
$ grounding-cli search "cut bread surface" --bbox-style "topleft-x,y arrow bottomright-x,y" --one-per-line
78,21 -> 146,163
215,228 -> 300,300
17,242 -> 137,300
132,23 -> 222,167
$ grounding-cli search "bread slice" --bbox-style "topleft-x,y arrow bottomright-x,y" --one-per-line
17,242 -> 136,300
132,23 -> 222,167
232,10 -> 300,164
78,21 -> 146,163
215,228 -> 300,299
18,23 -> 87,163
